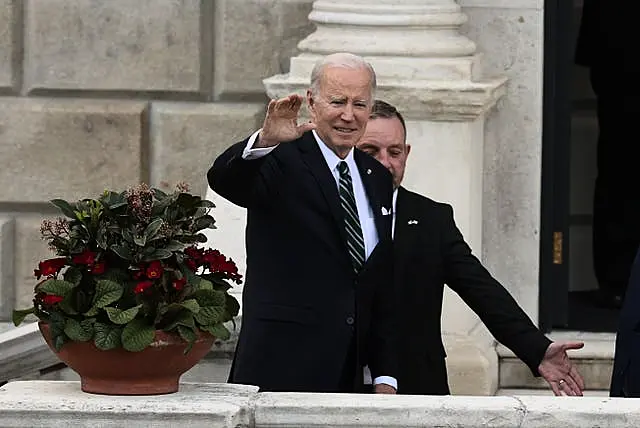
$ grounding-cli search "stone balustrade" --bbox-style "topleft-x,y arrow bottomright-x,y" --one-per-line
0,381 -> 638,427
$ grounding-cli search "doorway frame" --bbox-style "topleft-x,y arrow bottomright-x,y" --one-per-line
539,0 -> 575,331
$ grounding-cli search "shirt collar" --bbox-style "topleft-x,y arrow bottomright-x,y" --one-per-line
392,188 -> 398,213
312,130 -> 356,174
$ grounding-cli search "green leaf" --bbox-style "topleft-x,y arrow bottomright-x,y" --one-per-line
202,323 -> 230,341
50,312 -> 67,351
85,280 -> 123,315
38,279 -> 76,298
133,235 -> 146,247
194,288 -> 225,307
64,318 -> 94,342
121,319 -> 155,352
105,305 -> 141,324
143,218 -> 164,240
53,335 -> 66,351
224,294 -> 240,320
63,267 -> 82,286
152,249 -> 173,259
180,299 -> 200,314
196,278 -> 214,291
110,244 -> 133,260
12,308 -> 34,326
177,325 -> 197,354
177,325 -> 197,343
50,199 -> 77,219
58,295 -> 79,315
163,310 -> 195,331
194,306 -> 224,325
93,322 -> 122,350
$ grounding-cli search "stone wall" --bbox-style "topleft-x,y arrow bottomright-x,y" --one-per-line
0,0 -> 315,320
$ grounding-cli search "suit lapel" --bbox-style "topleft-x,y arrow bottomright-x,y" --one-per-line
298,132 -> 351,268
394,187 -> 416,263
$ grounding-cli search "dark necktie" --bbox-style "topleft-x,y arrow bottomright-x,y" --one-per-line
337,161 -> 366,272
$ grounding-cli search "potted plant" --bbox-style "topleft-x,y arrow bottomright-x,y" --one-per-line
12,183 -> 241,395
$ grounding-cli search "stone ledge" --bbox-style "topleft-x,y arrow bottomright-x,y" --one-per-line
2,381 -> 640,427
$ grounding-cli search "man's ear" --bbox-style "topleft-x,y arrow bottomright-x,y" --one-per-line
405,144 -> 412,157
306,89 -> 314,111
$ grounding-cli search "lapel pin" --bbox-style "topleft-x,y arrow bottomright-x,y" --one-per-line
408,219 -> 419,225
381,207 -> 391,216
366,169 -> 371,175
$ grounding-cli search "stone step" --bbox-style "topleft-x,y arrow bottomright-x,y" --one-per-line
498,331 -> 615,391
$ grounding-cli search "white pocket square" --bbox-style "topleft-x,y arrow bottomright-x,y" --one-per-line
408,219 -> 419,225
381,207 -> 391,216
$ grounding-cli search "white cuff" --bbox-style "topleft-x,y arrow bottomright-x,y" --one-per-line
241,128 -> 277,160
373,376 -> 397,390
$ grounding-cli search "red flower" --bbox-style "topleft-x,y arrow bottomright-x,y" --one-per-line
89,261 -> 106,275
35,258 -> 67,279
72,249 -> 96,266
41,294 -> 64,305
185,259 -> 198,272
146,260 -> 164,279
133,280 -> 153,294
172,277 -> 186,291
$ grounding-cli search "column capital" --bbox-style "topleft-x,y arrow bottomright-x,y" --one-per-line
263,0 -> 508,121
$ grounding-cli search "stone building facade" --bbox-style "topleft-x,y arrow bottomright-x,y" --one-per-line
2,0 -> 591,395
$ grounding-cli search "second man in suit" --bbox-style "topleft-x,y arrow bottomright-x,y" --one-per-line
208,53 -> 397,393
356,100 -> 585,396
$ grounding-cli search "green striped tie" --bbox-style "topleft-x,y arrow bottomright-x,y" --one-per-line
337,161 -> 366,272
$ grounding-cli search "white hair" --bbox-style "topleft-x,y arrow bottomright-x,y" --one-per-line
309,52 -> 376,99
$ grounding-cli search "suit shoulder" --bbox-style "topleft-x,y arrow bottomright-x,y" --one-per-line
401,188 -> 452,214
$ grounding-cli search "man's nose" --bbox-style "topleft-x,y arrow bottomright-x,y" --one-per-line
341,104 -> 354,121
377,155 -> 391,169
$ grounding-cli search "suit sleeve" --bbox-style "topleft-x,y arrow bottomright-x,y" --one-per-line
368,180 -> 399,383
207,136 -> 283,208
440,204 -> 552,376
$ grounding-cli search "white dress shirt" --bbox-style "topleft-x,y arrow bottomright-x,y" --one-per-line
241,129 -> 397,390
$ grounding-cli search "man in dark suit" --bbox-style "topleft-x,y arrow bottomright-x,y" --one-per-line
610,247 -> 640,397
208,53 -> 397,393
356,100 -> 585,396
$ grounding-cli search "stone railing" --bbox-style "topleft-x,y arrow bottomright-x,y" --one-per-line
1,381 -> 638,427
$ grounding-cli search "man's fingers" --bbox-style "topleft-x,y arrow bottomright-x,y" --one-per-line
563,375 -> 583,396
562,341 -> 585,351
549,382 -> 562,397
297,121 -> 316,134
570,366 -> 585,390
267,99 -> 276,115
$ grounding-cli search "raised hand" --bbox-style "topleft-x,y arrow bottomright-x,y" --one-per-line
256,94 -> 316,148
538,341 -> 585,396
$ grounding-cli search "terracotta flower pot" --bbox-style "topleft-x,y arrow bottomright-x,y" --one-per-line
38,321 -> 215,395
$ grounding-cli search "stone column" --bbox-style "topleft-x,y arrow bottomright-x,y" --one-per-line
264,0 -> 508,395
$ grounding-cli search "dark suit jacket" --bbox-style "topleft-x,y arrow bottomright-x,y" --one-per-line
610,247 -> 640,397
208,131 -> 397,392
393,187 -> 551,395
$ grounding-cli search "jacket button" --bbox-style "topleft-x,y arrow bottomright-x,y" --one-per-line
346,316 -> 355,325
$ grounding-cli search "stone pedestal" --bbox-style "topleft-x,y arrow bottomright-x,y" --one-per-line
263,0 -> 508,395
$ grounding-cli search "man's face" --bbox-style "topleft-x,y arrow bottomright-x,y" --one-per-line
357,116 -> 410,189
306,66 -> 373,156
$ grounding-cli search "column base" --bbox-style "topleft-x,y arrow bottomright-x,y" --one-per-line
444,333 -> 499,396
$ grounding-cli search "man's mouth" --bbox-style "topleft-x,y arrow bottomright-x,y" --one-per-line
334,127 -> 356,133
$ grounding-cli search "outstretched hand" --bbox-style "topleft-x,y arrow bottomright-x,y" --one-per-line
538,341 -> 585,396
256,94 -> 316,148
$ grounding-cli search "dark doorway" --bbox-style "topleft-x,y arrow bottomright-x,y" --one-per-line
539,0 -> 619,333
